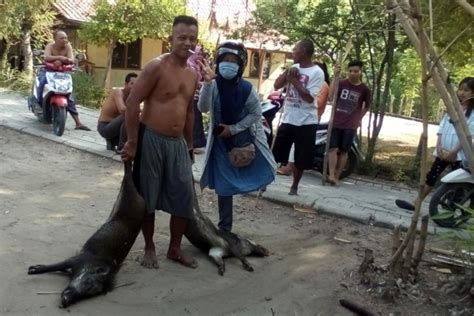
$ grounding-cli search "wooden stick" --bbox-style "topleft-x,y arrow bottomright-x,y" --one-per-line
386,0 -> 427,268
114,281 -> 136,289
339,299 -> 376,316
412,215 -> 429,270
428,247 -> 457,257
402,227 -> 416,280
358,248 -> 374,274
322,38 -> 353,185
455,0 -> 474,17
428,22 -> 473,75
390,225 -> 402,276
391,225 -> 401,255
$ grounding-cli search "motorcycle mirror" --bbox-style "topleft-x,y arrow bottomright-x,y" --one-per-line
33,49 -> 44,57
75,53 -> 86,62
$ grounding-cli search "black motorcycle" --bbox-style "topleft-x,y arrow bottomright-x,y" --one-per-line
262,100 -> 362,180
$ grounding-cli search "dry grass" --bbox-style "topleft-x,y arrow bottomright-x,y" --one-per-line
358,136 -> 436,185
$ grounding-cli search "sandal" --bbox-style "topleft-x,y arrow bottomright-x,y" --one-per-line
75,125 -> 91,131
395,199 -> 415,211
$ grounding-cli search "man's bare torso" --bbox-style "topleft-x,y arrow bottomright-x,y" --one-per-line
99,89 -> 125,122
141,54 -> 197,137
45,42 -> 71,58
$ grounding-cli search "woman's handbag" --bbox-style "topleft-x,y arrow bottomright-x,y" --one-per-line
228,143 -> 256,168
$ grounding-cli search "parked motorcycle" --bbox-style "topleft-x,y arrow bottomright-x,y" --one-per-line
261,98 -> 362,179
27,50 -> 76,136
429,167 -> 474,228
313,122 -> 362,179
261,91 -> 285,147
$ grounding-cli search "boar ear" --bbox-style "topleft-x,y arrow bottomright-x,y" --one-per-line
96,266 -> 110,275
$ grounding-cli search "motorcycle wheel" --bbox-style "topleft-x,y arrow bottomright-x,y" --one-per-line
339,151 -> 358,179
429,183 -> 474,228
52,106 -> 66,136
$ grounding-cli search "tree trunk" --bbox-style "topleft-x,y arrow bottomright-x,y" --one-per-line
0,40 -> 11,72
364,13 -> 396,165
388,0 -> 430,267
20,25 -> 33,79
103,39 -> 116,89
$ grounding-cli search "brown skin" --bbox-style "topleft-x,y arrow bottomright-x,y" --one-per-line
273,40 -> 315,195
43,31 -> 87,129
44,31 -> 74,66
98,78 -> 136,123
121,22 -> 198,269
274,41 -> 314,104
327,65 -> 368,184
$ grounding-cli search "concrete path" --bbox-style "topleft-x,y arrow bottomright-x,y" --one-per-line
0,89 -> 446,233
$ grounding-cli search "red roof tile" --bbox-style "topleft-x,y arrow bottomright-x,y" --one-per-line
53,0 -> 95,23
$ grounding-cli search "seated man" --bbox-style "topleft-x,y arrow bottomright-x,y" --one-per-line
97,73 -> 137,151
37,30 -> 90,131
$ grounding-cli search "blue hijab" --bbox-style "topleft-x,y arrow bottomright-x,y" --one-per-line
216,75 -> 251,125
215,74 -> 253,148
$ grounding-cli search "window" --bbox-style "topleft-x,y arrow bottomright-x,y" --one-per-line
112,39 -> 141,69
249,50 -> 271,79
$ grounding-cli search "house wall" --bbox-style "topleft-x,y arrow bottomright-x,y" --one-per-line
245,51 -> 286,98
86,38 -> 163,87
86,38 -> 286,94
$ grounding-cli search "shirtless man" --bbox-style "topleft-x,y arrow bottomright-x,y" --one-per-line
97,72 -> 137,151
37,30 -> 90,131
121,16 -> 199,269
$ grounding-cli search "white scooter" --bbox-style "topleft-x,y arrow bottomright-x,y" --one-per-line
27,50 -> 78,136
429,167 -> 474,227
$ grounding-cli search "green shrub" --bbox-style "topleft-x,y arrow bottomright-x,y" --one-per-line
0,67 -> 31,95
72,72 -> 105,109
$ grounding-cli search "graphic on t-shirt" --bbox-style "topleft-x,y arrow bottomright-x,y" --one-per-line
285,74 -> 309,108
337,88 -> 361,114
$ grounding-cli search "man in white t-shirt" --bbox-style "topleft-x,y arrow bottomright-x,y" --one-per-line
272,39 -> 324,195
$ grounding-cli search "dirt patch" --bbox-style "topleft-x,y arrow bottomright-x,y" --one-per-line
0,126 -> 466,315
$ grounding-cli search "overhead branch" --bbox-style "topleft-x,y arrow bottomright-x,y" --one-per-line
428,22 -> 473,75
455,0 -> 474,17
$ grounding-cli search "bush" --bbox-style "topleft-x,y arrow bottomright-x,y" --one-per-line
72,72 -> 105,109
0,67 -> 31,95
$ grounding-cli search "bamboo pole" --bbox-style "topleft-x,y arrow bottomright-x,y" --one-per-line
387,0 -> 474,174
412,215 -> 429,271
321,39 -> 353,185
455,0 -> 474,17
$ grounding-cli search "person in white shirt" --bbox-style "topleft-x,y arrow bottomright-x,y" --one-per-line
272,39 -> 324,195
396,76 -> 474,211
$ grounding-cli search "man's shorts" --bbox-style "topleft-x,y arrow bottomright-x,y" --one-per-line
135,126 -> 194,218
272,123 -> 316,170
329,127 -> 356,153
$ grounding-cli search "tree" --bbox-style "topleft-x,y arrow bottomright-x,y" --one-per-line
80,0 -> 186,88
251,0 -> 395,166
0,0 -> 54,77
348,0 -> 396,165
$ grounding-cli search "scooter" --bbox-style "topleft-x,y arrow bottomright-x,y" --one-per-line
27,50 -> 75,136
261,100 -> 362,179
313,122 -> 362,179
429,167 -> 474,228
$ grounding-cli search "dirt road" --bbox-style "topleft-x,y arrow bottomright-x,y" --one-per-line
0,127 -> 448,315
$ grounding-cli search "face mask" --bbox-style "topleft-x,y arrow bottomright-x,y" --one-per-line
218,61 -> 239,80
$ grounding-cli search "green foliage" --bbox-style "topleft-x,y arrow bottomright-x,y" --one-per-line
251,0 -> 353,62
0,0 -> 55,45
0,67 -> 31,95
428,1 -> 474,71
72,72 -> 106,109
79,0 -> 187,46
